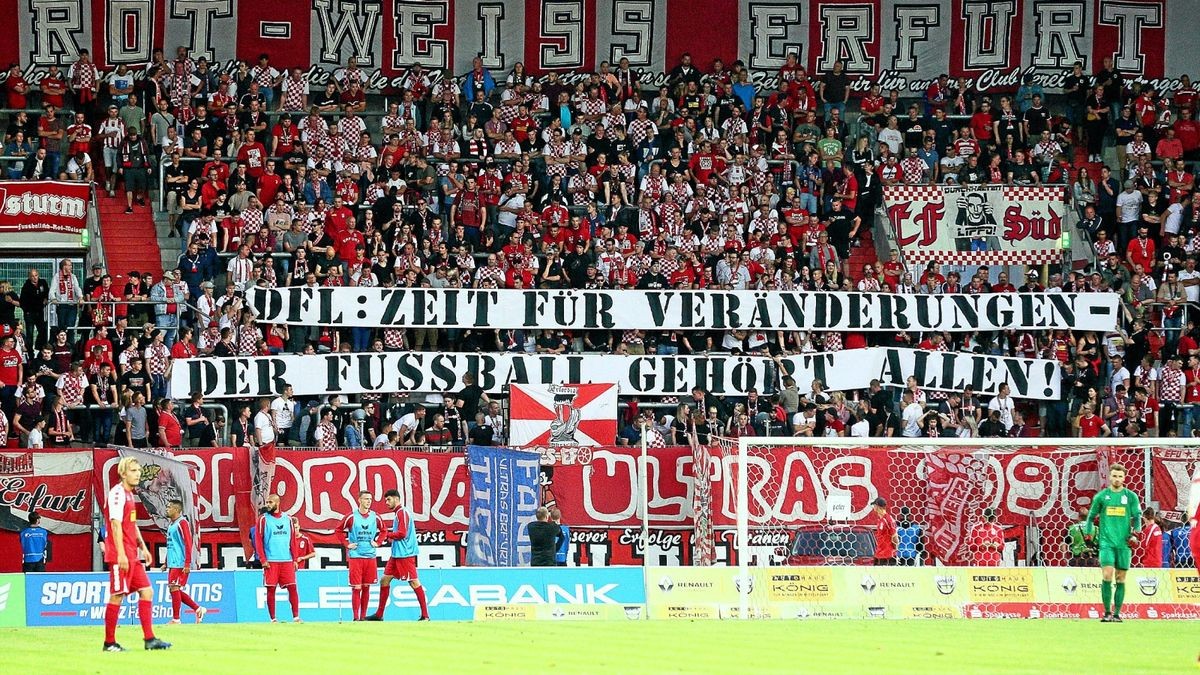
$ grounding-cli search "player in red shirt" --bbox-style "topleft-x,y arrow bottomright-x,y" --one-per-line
969,508 -> 1004,566
103,457 -> 172,651
869,498 -> 897,565
368,488 -> 430,621
295,518 -> 316,569
255,494 -> 303,623
164,498 -> 206,624
1137,509 -> 1163,568
339,491 -> 385,622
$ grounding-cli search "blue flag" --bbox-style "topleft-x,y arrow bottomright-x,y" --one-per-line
466,446 -> 541,566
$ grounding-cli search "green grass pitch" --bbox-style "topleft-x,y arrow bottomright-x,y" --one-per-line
2,619 -> 1196,674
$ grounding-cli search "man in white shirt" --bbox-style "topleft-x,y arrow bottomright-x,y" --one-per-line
986,384 -> 1015,431
270,384 -> 296,446
393,406 -> 426,445
253,398 -> 277,448
1109,355 -> 1131,393
901,391 -> 924,438
1115,181 -> 1143,251
1179,256 -> 1200,303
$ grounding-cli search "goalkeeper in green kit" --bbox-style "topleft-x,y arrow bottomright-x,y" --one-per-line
1084,464 -> 1142,623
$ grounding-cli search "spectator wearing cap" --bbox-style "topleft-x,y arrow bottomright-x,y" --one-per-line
869,498 -> 898,565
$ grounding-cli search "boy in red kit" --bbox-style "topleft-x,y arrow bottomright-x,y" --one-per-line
869,498 -> 897,565
103,457 -> 172,652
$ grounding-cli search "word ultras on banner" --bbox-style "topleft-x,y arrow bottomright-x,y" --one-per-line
245,288 -> 1119,333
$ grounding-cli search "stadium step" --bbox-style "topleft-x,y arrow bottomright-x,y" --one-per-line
94,191 -> 163,284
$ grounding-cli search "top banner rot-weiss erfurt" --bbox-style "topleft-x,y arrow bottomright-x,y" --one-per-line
0,181 -> 90,233
0,1 -> 1191,94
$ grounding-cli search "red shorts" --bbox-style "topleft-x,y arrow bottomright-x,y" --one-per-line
348,557 -> 378,586
109,561 -> 151,596
167,568 -> 190,587
263,561 -> 297,587
384,556 -> 418,582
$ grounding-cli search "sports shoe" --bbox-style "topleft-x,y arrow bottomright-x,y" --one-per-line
195,607 -> 207,624
102,642 -> 126,652
1111,615 -> 1123,623
418,616 -> 430,621
293,617 -> 303,623
364,615 -> 383,622
124,207 -> 133,214
167,619 -> 181,625
1100,614 -> 1113,622
270,619 -> 279,623
144,638 -> 172,650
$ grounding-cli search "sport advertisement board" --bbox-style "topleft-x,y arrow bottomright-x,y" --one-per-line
643,567 -> 1200,620
0,573 -> 27,627
232,567 -> 648,622
24,572 -> 238,627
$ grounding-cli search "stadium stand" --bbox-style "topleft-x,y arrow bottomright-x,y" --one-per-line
0,20 -> 1195,457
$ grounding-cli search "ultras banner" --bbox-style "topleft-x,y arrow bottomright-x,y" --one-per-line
172,348 -> 1062,400
465,446 -> 541,567
884,184 -> 1066,266
245,287 -> 1118,333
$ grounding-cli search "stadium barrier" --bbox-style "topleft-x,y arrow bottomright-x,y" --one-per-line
13,566 -> 1200,627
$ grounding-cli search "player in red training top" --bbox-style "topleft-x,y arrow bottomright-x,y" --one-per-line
969,508 -> 1005,566
1138,508 -> 1163,568
869,497 -> 897,565
294,517 -> 317,569
103,457 -> 172,652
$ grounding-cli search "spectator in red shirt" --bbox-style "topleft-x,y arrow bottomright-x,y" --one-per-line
1076,404 -> 1111,438
0,334 -> 22,418
156,397 -> 183,448
969,508 -> 1005,566
869,497 -> 897,565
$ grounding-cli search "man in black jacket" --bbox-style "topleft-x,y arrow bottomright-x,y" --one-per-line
527,507 -> 564,567
18,269 -> 48,357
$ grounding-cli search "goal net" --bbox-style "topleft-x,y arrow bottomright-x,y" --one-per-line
698,436 -> 1199,620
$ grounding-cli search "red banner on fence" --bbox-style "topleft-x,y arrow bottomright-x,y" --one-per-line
0,181 -> 90,233
11,444 -> 1155,571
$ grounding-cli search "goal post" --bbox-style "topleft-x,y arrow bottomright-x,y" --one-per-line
712,435 -> 1200,620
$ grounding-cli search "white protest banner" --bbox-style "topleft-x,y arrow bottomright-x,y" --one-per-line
244,287 -> 1119,332
885,184 -> 1066,266
172,349 -> 1061,400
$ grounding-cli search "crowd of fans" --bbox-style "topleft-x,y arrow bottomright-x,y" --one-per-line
0,44 -> 1198,449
